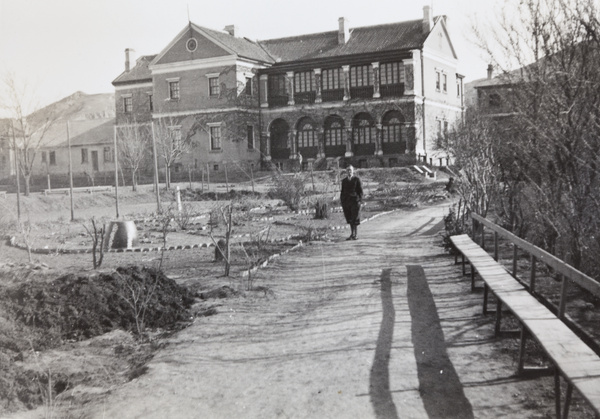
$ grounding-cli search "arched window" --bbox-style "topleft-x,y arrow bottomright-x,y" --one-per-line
324,116 -> 344,146
352,113 -> 375,144
382,111 -> 404,143
297,118 -> 317,148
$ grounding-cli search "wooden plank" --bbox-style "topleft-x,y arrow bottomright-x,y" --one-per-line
470,215 -> 600,297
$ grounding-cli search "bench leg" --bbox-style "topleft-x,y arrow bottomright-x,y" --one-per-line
494,299 -> 502,337
470,263 -> 475,292
483,284 -> 489,314
518,326 -> 527,374
563,382 -> 573,419
555,371 -> 561,419
462,255 -> 466,276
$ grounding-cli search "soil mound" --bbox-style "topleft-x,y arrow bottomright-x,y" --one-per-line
0,266 -> 196,415
2,266 -> 195,349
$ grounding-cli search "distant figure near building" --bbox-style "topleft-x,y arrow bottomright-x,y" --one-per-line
340,165 -> 363,240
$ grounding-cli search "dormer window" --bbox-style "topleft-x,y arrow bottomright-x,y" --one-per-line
244,77 -> 253,95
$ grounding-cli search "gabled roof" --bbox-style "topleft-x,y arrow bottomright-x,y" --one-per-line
55,119 -> 115,147
258,19 -> 427,64
150,23 -> 274,68
112,55 -> 157,86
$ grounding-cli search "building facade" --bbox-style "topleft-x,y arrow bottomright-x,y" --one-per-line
113,6 -> 464,171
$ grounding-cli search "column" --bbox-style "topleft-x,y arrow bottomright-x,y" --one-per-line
375,123 -> 383,156
259,74 -> 269,108
286,71 -> 295,106
289,130 -> 297,158
314,68 -> 322,103
344,123 -> 353,157
342,65 -> 350,101
372,62 -> 380,99
317,127 -> 325,158
261,131 -> 271,160
403,50 -> 421,96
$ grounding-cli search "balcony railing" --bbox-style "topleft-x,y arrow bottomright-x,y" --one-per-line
380,83 -> 405,98
268,94 -> 289,108
322,89 -> 345,102
294,91 -> 316,105
350,86 -> 374,99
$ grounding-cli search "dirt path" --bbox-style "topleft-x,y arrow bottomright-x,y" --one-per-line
18,202 -> 570,418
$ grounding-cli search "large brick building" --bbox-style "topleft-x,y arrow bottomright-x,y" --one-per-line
112,6 -> 464,172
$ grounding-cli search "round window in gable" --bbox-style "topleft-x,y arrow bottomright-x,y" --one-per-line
186,38 -> 198,52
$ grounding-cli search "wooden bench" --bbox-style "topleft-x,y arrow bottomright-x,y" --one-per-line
451,232 -> 600,418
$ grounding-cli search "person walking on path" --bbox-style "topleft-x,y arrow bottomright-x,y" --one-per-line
340,165 -> 363,240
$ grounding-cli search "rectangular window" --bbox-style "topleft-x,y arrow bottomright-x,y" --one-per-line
294,71 -> 314,93
244,77 -> 252,95
457,79 -> 461,97
81,148 -> 88,164
148,94 -> 153,111
380,62 -> 402,85
444,121 -> 449,137
213,164 -> 219,171
350,65 -> 372,87
247,125 -> 254,149
103,146 -> 113,163
41,151 -> 47,163
169,81 -> 180,100
170,127 -> 182,142
123,96 -> 132,113
443,74 -> 447,92
49,151 -> 56,166
322,68 -> 342,90
435,71 -> 441,91
437,120 -> 443,137
209,77 -> 220,97
210,126 -> 221,150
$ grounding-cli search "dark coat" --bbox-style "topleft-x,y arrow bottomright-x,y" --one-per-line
340,175 -> 363,225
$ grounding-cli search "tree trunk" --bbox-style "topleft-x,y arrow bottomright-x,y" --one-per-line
24,174 -> 31,197
165,164 -> 171,190
132,170 -> 137,192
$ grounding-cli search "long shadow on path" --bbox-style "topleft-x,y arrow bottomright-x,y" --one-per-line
407,264 -> 474,419
369,268 -> 400,419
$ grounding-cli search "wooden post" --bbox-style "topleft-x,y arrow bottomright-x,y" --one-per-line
150,121 -> 161,213
530,255 -> 537,293
512,245 -> 518,278
206,163 -> 210,191
224,162 -> 229,193
188,166 -> 192,190
558,275 -> 569,319
67,121 -> 75,222
310,165 -> 315,191
113,125 -> 120,219
201,169 -> 204,192
250,165 -> 255,193
47,174 -> 51,191
494,231 -> 499,261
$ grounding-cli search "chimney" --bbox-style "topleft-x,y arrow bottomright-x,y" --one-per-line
338,17 -> 350,44
125,48 -> 136,72
487,64 -> 494,79
224,25 -> 237,37
422,5 -> 433,34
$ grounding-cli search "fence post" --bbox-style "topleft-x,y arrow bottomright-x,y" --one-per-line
250,165 -> 255,194
494,231 -> 499,261
530,255 -> 537,293
558,275 -> 569,319
206,163 -> 210,191
512,245 -> 518,278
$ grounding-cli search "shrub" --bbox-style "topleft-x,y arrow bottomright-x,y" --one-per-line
314,198 -> 330,220
268,172 -> 306,211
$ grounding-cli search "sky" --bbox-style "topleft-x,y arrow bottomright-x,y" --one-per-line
0,0 -> 499,116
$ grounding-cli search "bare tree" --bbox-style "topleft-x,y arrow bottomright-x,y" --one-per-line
154,117 -> 194,190
467,0 -> 600,272
1,74 -> 57,196
116,122 -> 150,191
